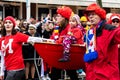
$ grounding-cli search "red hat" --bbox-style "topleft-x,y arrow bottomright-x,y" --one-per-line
84,3 -> 106,20
57,6 -> 73,20
4,16 -> 16,27
107,14 -> 120,24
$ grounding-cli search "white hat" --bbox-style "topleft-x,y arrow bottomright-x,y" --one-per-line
29,24 -> 36,29
111,16 -> 120,20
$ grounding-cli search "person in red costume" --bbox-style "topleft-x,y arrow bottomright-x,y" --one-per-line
107,13 -> 120,79
50,6 -> 79,80
0,16 -> 43,80
58,14 -> 84,62
108,13 -> 120,27
84,3 -> 120,80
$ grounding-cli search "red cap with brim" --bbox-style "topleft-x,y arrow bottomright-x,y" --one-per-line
107,14 -> 120,24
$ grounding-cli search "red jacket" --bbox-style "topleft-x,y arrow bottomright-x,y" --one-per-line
50,24 -> 70,42
68,27 -> 83,44
86,24 -> 120,80
51,24 -> 84,44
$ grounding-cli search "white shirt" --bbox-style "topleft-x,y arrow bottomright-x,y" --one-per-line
0,50 -> 5,76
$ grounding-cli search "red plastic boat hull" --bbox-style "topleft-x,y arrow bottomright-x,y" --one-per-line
34,42 -> 86,70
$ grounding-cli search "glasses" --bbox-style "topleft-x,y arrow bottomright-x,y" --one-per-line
112,20 -> 119,23
87,12 -> 96,17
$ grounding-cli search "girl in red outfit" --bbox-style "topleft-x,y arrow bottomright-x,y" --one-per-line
59,14 -> 84,62
0,16 -> 43,80
84,3 -> 120,80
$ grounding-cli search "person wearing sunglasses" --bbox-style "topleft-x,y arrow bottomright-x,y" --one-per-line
108,14 -> 120,80
108,14 -> 120,27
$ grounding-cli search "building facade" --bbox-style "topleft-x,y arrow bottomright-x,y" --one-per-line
0,0 -> 120,20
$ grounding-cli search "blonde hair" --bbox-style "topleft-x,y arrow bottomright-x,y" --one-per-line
70,14 -> 81,25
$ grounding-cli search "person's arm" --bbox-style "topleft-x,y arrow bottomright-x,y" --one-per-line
0,51 -> 5,80
113,27 -> 120,44
27,37 -> 54,44
27,37 -> 43,43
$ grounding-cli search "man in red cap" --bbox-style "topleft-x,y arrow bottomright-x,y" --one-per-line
108,13 -> 120,27
84,3 -> 120,80
107,13 -> 120,79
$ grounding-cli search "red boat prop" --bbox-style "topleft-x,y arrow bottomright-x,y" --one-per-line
34,42 -> 86,70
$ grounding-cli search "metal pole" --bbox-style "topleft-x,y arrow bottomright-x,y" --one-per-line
34,50 -> 41,80
26,0 -> 30,21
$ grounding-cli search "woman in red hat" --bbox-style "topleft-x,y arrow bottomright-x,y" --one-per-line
50,6 -> 79,80
58,14 -> 84,62
0,16 -> 43,80
84,3 -> 120,80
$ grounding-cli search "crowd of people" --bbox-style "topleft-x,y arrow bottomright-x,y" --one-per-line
0,2 -> 120,80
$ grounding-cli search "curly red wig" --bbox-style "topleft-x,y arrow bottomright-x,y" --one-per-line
57,6 -> 73,20
84,3 -> 106,20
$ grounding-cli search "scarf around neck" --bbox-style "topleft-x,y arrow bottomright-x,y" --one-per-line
84,20 -> 104,62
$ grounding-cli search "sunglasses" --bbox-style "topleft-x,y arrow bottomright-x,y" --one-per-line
29,29 -> 34,30
112,20 -> 119,23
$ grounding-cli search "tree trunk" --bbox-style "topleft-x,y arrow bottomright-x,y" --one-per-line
96,0 -> 103,8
